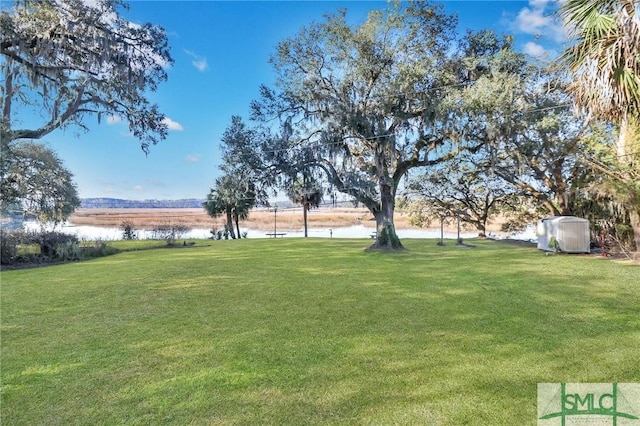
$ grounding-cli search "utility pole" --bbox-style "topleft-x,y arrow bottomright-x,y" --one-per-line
273,206 -> 278,237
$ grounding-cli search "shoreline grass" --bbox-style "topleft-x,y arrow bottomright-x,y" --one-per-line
66,207 -> 486,233
1,239 -> 638,424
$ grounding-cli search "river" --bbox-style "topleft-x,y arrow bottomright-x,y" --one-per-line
17,220 -> 535,242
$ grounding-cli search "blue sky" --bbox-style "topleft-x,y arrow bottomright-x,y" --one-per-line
34,0 -> 567,200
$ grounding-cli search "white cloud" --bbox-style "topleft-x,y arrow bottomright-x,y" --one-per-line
106,115 -> 122,125
161,117 -> 184,131
133,185 -> 144,192
192,58 -> 208,72
514,0 -> 567,43
517,8 -> 548,32
185,154 -> 202,163
523,41 -> 548,58
185,50 -> 208,72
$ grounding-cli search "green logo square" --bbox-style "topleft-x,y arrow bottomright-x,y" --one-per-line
538,383 -> 640,425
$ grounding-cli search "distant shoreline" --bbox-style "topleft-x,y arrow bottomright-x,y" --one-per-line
80,198 -> 205,209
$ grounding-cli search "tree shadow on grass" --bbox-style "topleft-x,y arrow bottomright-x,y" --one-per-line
3,239 -> 638,424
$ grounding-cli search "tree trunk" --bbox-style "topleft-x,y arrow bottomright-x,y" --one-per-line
619,115 -> 640,253
477,222 -> 487,238
543,198 -> 562,217
225,211 -> 236,239
557,191 -> 572,216
234,213 -> 241,239
303,203 -> 308,238
629,208 -> 640,253
618,114 -> 629,159
367,179 -> 404,251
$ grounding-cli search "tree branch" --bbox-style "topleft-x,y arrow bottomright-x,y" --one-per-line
11,84 -> 86,140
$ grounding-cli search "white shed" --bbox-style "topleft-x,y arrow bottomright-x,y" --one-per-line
537,216 -> 590,253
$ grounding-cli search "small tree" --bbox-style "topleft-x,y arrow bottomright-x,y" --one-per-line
287,177 -> 323,238
1,141 -> 80,225
120,220 -> 138,240
151,223 -> 190,245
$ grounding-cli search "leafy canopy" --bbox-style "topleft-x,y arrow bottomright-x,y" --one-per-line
250,3 -> 523,249
2,140 -> 80,224
1,0 -> 173,152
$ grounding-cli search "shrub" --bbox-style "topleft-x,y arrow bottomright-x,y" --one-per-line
120,221 -> 138,240
210,227 -> 231,240
53,240 -> 83,261
1,229 -> 119,266
151,223 -> 191,245
1,229 -> 19,264
613,223 -> 634,252
80,240 -> 119,259
1,229 -> 78,264
209,229 -> 220,240
36,232 -> 79,258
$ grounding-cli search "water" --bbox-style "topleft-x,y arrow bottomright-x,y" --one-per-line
17,220 -> 535,242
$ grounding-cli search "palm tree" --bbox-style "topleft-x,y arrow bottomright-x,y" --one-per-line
559,0 -> 640,250
560,0 -> 639,150
230,189 -> 254,239
203,186 -> 236,239
287,178 -> 323,238
204,175 -> 257,239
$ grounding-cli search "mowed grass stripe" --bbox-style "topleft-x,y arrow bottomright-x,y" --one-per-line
1,239 -> 638,425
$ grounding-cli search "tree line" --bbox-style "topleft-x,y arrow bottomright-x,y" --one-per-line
206,1 -> 639,251
1,0 -> 638,253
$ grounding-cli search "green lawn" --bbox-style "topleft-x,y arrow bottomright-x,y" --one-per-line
1,239 -> 639,425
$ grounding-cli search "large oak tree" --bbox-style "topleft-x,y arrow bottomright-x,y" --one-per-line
251,3 -> 523,250
489,68 -> 596,218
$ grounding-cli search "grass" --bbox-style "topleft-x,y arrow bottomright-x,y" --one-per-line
68,207 -> 420,232
1,239 -> 639,425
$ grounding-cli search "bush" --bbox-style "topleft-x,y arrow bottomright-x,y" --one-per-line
210,227 -> 232,240
1,229 -> 119,266
53,239 -> 83,261
80,240 -> 120,259
120,221 -> 138,240
151,223 -> 191,245
613,223 -> 635,252
1,229 -> 19,264
0,229 -> 44,265
36,232 -> 79,258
